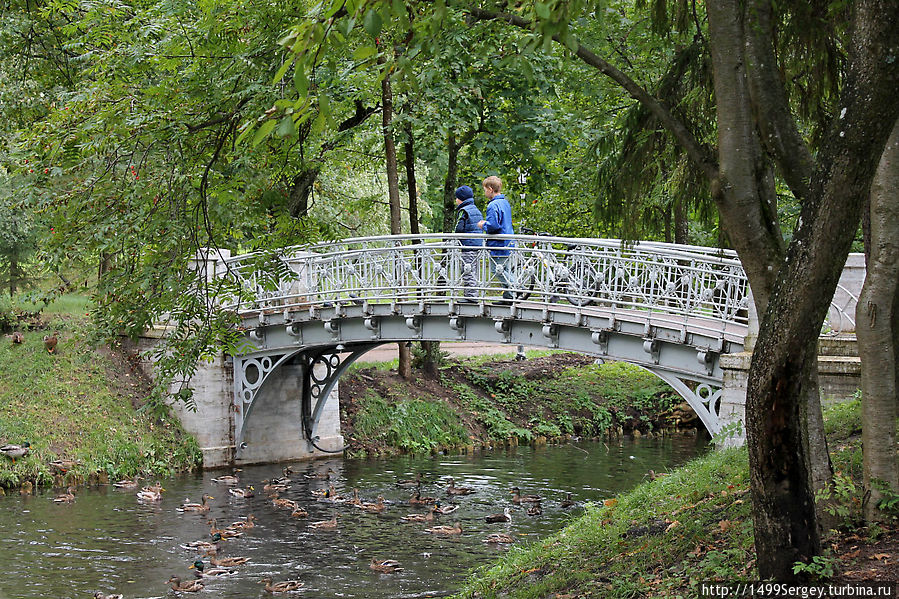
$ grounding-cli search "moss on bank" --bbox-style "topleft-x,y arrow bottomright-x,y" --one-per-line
340,353 -> 687,457
453,398 -> 898,598
0,319 -> 201,489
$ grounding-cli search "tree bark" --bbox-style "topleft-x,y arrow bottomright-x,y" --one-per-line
859,118 -> 899,522
442,131 -> 461,234
673,200 -> 689,245
8,255 -> 17,297
381,56 -> 412,380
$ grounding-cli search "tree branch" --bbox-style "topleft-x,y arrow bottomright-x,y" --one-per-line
744,0 -> 814,203
467,7 -> 719,184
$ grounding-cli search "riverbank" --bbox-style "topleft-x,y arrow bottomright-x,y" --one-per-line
452,397 -> 899,597
339,352 -> 693,458
0,310 -> 201,489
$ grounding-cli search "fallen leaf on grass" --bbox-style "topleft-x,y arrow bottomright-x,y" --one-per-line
665,520 -> 680,533
869,553 -> 890,561
718,519 -> 734,532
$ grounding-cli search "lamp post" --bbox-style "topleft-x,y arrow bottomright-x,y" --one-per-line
515,168 -> 528,362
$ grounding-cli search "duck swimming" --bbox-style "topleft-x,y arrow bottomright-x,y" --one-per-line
191,559 -> 235,578
370,558 -> 403,573
511,486 -> 541,504
229,486 -> 255,498
210,555 -> 250,567
260,577 -> 304,592
445,478 -> 474,496
426,521 -> 463,535
309,513 -> 339,530
178,493 -> 213,512
53,486 -> 76,503
485,507 -> 512,523
210,474 -> 240,485
166,576 -> 204,592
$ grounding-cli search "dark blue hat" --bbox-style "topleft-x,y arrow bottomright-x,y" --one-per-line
454,185 -> 474,200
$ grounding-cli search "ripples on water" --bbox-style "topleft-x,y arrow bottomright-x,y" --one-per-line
0,436 -> 705,598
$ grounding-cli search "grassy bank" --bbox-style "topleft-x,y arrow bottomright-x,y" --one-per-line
340,352 -> 688,457
0,302 -> 201,489
452,397 -> 898,597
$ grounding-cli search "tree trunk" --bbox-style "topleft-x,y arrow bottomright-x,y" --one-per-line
8,254 -> 17,297
442,132 -> 461,234
405,128 -> 420,235
673,199 -> 689,245
381,56 -> 412,380
739,0 -> 899,577
859,119 -> 899,522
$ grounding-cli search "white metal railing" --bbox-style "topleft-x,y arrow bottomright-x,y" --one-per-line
220,234 -> 751,330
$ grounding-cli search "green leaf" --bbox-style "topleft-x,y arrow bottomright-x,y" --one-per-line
535,2 -> 551,19
276,116 -> 295,137
363,9 -> 382,37
353,45 -> 377,61
235,122 -> 255,146
293,64 -> 309,97
272,57 -> 294,85
561,31 -> 579,53
252,120 -> 277,147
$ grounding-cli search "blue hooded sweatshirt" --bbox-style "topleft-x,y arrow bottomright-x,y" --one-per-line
482,193 -> 515,256
454,196 -> 484,248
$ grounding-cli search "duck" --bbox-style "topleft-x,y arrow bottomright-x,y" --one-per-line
0,442 -> 30,463
190,559 -> 236,578
136,488 -> 163,502
511,486 -> 541,504
303,467 -> 334,480
166,576 -> 204,592
178,494 -> 213,512
229,486 -> 255,498
527,501 -> 543,516
52,486 -> 76,503
263,480 -> 288,494
271,494 -> 300,511
395,473 -> 422,487
348,488 -> 362,507
49,459 -> 80,474
318,485 -> 345,503
359,495 -> 386,513
207,520 -> 242,539
400,505 -> 437,523
409,487 -> 436,505
426,521 -> 463,535
93,593 -> 123,599
648,469 -> 669,481
370,558 -> 403,573
210,474 -> 240,485
11,331 -> 24,344
260,577 -> 304,593
290,506 -> 309,518
112,476 -> 140,490
210,555 -> 250,567
227,514 -> 256,530
485,507 -> 512,523
433,500 -> 459,515
179,533 -> 222,553
483,532 -> 516,544
43,331 -> 59,353
445,478 -> 474,496
560,492 -> 576,508
309,513 -> 339,530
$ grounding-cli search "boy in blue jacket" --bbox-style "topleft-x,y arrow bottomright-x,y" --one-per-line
477,175 -> 517,300
453,185 -> 483,301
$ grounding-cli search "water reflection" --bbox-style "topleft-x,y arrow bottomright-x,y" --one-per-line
0,436 -> 705,598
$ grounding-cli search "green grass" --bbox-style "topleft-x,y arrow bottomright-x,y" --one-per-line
0,323 -> 201,488
452,398 -> 873,598
352,392 -> 469,454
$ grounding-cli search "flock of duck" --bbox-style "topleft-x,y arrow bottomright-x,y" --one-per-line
41,464 -> 581,596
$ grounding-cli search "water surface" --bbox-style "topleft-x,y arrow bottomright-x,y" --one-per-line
0,436 -> 705,598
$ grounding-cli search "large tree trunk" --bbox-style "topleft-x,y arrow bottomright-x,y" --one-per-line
741,0 -> 898,578
859,119 -> 899,522
381,56 -> 412,380
8,254 -> 17,297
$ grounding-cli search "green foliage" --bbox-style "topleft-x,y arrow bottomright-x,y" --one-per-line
792,554 -> 837,580
0,324 -> 201,487
814,471 -> 863,527
354,393 -> 468,454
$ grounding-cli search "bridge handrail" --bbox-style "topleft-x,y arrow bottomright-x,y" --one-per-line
220,234 -> 751,335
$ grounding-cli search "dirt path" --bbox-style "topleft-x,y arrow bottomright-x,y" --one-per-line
348,341 -> 528,364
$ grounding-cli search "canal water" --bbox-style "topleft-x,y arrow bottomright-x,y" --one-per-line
0,436 -> 705,598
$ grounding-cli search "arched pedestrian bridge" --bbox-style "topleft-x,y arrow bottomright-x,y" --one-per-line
186,233 -> 859,465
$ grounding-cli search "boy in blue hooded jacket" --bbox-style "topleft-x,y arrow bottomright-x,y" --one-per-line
477,175 -> 517,300
453,185 -> 483,301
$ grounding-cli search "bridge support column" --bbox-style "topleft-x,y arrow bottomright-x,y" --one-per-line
718,352 -> 751,447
